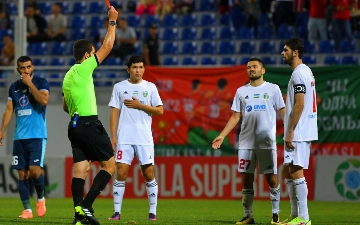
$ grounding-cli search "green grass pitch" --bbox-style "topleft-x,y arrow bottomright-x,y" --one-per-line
0,198 -> 358,224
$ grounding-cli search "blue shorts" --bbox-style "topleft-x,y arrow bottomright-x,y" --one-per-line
12,138 -> 46,170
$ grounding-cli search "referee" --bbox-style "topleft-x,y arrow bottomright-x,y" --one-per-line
62,6 -> 118,225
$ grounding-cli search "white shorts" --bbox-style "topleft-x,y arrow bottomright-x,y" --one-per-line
238,149 -> 277,174
115,144 -> 154,166
284,141 -> 311,169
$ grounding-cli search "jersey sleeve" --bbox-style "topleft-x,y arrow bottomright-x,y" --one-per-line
230,89 -> 241,112
8,83 -> 14,101
292,70 -> 307,94
273,85 -> 285,110
150,83 -> 163,107
108,84 -> 122,110
37,78 -> 50,93
77,55 -> 99,79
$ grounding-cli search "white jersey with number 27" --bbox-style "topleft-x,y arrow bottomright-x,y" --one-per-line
284,64 -> 318,141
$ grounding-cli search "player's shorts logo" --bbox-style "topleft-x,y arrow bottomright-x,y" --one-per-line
334,158 -> 360,200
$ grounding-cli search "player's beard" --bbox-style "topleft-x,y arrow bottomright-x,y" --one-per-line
248,72 -> 262,81
283,54 -> 294,65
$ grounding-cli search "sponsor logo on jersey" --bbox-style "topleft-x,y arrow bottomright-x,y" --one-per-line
254,94 -> 260,98
308,114 -> 317,118
253,104 -> 266,111
143,91 -> 148,97
132,91 -> 138,95
264,93 -> 269,100
19,95 -> 29,107
246,105 -> 252,112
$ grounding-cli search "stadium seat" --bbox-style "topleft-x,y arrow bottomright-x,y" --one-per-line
181,28 -> 197,40
296,25 -> 308,40
181,14 -> 197,26
295,12 -> 309,28
258,13 -> 270,26
127,15 -> 141,27
218,41 -> 235,54
199,0 -> 216,11
324,56 -> 340,65
90,16 -> 104,28
240,57 -> 250,65
339,40 -> 357,53
67,42 -> 75,55
68,58 -> 76,65
38,2 -> 51,15
162,14 -> 179,27
50,42 -> 67,55
145,15 -> 160,28
32,58 -> 47,66
162,42 -> 178,54
182,57 -> 198,65
71,16 -> 86,28
201,57 -> 217,65
200,41 -> 217,54
200,13 -> 216,26
257,26 -> 273,39
105,57 -> 121,66
318,40 -> 335,53
259,41 -> 275,54
50,58 -> 65,66
89,29 -> 100,42
59,2 -> 69,14
277,25 -> 294,39
341,55 -> 358,65
238,27 -> 255,39
88,1 -> 106,13
163,57 -> 179,65
0,29 -> 12,41
239,41 -> 255,54
200,27 -> 216,40
219,14 -> 230,26
181,42 -> 198,54
162,28 -> 178,40
219,27 -> 235,40
303,40 -> 315,54
221,57 -> 237,65
302,56 -> 317,64
30,42 -> 47,55
261,56 -> 277,65
71,29 -> 86,41
6,3 -> 16,15
72,2 -> 87,14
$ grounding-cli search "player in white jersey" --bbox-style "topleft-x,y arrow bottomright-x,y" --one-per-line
108,55 -> 163,221
281,37 -> 318,225
212,58 -> 285,225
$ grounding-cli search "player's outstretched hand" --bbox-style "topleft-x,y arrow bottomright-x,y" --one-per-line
108,6 -> 118,21
212,136 -> 224,150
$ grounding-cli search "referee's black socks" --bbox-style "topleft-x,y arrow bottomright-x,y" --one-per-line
72,177 -> 85,207
82,170 -> 112,208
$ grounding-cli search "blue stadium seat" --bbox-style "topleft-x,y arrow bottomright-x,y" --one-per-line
259,41 -> 275,54
181,28 -> 197,40
339,40 -> 357,53
201,57 -> 217,65
90,16 -> 104,28
324,56 -> 340,65
181,42 -> 198,54
105,57 -> 122,66
162,28 -> 178,40
200,41 -> 217,54
127,15 -> 141,27
295,12 -> 309,28
200,27 -> 216,40
238,27 -> 255,39
106,73 -> 118,79
221,57 -> 237,65
303,40 -> 315,54
68,42 -> 75,55
162,42 -> 178,54
50,42 -> 67,55
71,29 -> 86,41
240,57 -> 250,65
261,56 -> 277,65
88,1 -> 106,13
32,58 -> 47,66
257,26 -> 273,39
218,41 -> 235,54
341,55 -> 358,65
38,2 -> 51,15
181,14 -> 197,26
258,13 -> 270,26
0,29 -> 12,41
162,14 -> 179,27
30,42 -> 47,55
145,15 -> 160,28
71,16 -> 86,28
6,3 -> 16,15
277,25 -> 294,39
296,25 -> 308,40
59,2 -> 69,14
68,58 -> 76,65
182,57 -> 198,65
199,0 -> 215,11
302,56 -> 317,64
163,57 -> 179,65
200,13 -> 216,26
318,40 -> 335,53
72,2 -> 87,14
219,27 -> 235,40
89,29 -> 100,42
239,41 -> 255,54
50,58 -> 65,66
49,73 -> 62,87
219,14 -> 230,26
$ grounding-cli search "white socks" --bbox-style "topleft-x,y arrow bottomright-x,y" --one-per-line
269,184 -> 280,214
113,180 -> 125,213
146,179 -> 158,215
294,177 -> 309,220
242,189 -> 254,218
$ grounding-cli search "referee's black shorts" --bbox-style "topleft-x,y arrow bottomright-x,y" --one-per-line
68,115 -> 114,163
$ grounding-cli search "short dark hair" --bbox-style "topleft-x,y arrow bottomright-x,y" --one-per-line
127,55 -> 145,68
217,78 -> 227,90
284,37 -> 304,59
248,58 -> 265,68
192,79 -> 200,90
73,39 -> 94,62
17,56 -> 32,67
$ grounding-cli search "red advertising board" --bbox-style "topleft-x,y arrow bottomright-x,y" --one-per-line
65,156 -> 315,200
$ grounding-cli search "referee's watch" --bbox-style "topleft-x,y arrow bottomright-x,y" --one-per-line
109,20 -> 116,26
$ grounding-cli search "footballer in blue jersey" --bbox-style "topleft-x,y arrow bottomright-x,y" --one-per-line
0,56 -> 49,219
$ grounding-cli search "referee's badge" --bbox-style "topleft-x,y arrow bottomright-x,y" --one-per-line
143,91 -> 148,97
